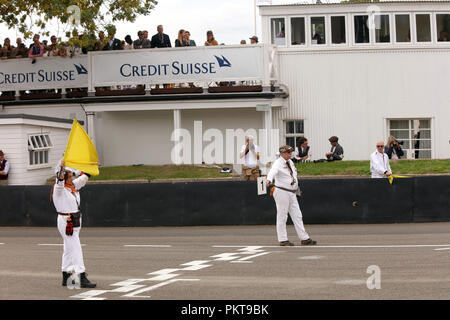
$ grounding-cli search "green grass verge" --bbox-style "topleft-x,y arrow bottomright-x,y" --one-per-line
51,159 -> 448,183
295,159 -> 450,176
89,164 -> 232,181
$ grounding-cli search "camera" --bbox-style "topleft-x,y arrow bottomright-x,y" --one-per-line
395,140 -> 404,145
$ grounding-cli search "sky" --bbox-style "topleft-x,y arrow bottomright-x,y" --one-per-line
0,0 -> 277,46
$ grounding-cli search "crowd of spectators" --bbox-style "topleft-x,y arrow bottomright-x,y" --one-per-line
0,25 -> 261,61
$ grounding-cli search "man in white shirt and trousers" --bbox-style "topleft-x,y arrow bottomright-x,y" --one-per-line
370,141 -> 392,178
52,160 -> 96,288
266,145 -> 317,246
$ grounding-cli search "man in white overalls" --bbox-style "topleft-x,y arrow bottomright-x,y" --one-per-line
266,145 -> 317,246
52,160 -> 96,288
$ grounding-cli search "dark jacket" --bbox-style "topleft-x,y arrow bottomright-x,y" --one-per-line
384,145 -> 404,159
327,144 -> 344,161
151,33 -> 171,48
103,38 -> 123,50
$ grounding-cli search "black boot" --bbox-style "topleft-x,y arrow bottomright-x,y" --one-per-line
62,271 -> 71,286
79,272 -> 96,288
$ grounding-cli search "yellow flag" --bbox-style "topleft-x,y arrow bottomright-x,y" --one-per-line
388,175 -> 409,185
63,119 -> 99,176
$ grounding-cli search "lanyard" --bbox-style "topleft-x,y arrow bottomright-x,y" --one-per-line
285,161 -> 296,186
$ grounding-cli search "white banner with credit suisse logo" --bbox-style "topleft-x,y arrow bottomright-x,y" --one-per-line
90,45 -> 265,86
0,56 -> 88,91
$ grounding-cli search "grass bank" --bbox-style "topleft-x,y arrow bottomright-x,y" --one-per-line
86,159 -> 450,181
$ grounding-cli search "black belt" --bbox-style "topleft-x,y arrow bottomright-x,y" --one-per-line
57,212 -> 79,216
274,185 -> 297,194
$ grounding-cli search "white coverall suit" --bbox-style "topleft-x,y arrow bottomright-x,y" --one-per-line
266,157 -> 310,242
52,173 -> 89,274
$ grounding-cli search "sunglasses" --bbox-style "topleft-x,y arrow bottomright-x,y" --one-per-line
376,145 -> 384,148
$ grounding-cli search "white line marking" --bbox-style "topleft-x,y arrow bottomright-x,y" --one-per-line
299,255 -> 324,260
179,260 -> 212,271
71,290 -> 110,300
237,252 -> 271,261
38,244 -> 86,246
210,253 -> 241,261
122,279 -> 199,298
214,244 -> 450,249
123,245 -> 172,248
434,247 -> 450,251
0,243 -> 4,245
111,279 -> 148,287
111,285 -> 146,293
335,279 -> 366,286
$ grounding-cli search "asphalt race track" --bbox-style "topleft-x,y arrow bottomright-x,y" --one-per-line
1,223 -> 450,300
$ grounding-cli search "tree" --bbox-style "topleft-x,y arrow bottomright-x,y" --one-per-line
0,0 -> 157,42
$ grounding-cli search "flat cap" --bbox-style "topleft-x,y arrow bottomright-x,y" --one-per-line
329,136 -> 339,143
279,145 -> 293,153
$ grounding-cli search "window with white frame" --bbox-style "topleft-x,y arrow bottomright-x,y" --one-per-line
395,14 -> 411,43
436,14 -> 450,42
354,15 -> 370,43
285,120 -> 304,150
28,134 -> 53,166
416,14 -> 432,42
388,119 -> 431,159
271,18 -> 286,45
331,16 -> 346,44
375,14 -> 391,43
311,16 -> 326,44
291,17 -> 306,45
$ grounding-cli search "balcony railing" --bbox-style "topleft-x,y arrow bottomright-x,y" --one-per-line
0,44 -> 279,101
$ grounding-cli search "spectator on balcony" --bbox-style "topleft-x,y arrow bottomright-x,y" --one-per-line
28,34 -> 45,59
142,30 -> 151,48
175,29 -> 188,47
11,38 -> 28,58
184,31 -> 196,46
249,35 -> 259,44
0,38 -> 13,59
58,44 -> 68,57
104,27 -> 123,50
151,25 -> 171,48
68,34 -> 84,58
0,45 -> 10,60
133,31 -> 144,49
204,30 -> 218,46
47,35 -> 59,56
240,40 -> 247,44
93,31 -> 107,51
124,35 -> 133,50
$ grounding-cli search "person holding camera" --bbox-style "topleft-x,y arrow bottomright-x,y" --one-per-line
384,136 -> 404,160
370,141 -> 392,179
240,135 -> 260,181
52,160 -> 96,288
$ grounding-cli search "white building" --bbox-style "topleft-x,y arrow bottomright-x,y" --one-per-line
0,114 -> 75,185
0,0 -> 449,185
260,0 -> 450,160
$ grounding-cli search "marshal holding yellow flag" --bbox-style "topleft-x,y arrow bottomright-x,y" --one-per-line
51,118 -> 98,288
63,119 -> 99,176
